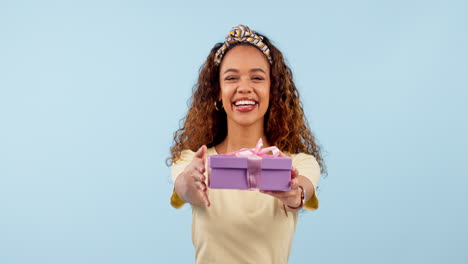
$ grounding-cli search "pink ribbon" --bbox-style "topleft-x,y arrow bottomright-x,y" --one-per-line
222,138 -> 281,158
221,139 -> 281,189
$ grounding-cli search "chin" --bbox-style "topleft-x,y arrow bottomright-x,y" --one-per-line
230,116 -> 263,127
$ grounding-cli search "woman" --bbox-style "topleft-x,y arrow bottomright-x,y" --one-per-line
168,25 -> 325,264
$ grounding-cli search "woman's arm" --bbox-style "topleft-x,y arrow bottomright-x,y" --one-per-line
260,167 -> 313,211
289,175 -> 315,211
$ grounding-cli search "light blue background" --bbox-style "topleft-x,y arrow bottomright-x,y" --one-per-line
1,0 -> 467,263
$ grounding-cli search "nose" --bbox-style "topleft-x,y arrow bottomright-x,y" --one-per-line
236,78 -> 253,94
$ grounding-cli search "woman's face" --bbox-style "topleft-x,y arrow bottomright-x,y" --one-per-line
219,45 -> 271,128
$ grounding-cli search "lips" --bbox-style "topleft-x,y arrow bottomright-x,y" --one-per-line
232,98 -> 258,112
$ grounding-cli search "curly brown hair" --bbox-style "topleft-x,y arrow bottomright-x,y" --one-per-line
167,32 -> 326,174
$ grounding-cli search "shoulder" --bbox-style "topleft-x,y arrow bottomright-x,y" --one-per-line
206,147 -> 217,156
287,152 -> 319,165
171,149 -> 196,169
286,152 -> 321,174
170,149 -> 198,182
179,149 -> 196,160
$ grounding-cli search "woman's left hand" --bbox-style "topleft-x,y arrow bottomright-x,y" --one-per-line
260,165 -> 302,209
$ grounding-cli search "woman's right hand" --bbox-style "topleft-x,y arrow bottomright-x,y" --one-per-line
174,145 -> 210,207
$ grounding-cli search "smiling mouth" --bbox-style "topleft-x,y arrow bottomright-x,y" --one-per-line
232,99 -> 258,106
232,98 -> 258,113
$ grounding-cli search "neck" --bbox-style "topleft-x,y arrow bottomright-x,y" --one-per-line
216,119 -> 269,154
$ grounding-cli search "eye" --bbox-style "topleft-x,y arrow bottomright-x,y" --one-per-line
225,76 -> 238,81
252,76 -> 264,81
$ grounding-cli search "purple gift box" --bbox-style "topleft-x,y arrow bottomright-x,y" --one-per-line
208,155 -> 292,191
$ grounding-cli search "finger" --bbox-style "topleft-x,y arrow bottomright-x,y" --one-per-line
192,171 -> 206,182
194,162 -> 206,174
201,191 -> 211,207
290,178 -> 299,189
291,167 -> 299,179
195,181 -> 207,192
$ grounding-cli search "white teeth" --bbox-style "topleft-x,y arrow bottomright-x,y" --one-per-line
234,100 -> 256,106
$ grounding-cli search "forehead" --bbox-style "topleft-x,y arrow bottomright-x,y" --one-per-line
220,45 -> 270,72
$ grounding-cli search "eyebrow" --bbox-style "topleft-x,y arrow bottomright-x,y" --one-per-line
223,68 -> 266,75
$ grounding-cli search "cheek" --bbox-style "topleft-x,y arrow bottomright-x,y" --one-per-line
222,83 -> 239,95
219,84 -> 228,98
263,88 -> 271,111
220,86 -> 233,107
262,86 -> 270,102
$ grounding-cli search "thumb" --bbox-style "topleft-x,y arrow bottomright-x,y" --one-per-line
195,145 -> 207,159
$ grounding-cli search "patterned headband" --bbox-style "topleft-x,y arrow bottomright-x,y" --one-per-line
214,25 -> 272,65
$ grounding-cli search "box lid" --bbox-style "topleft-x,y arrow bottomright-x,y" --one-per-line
209,155 -> 291,170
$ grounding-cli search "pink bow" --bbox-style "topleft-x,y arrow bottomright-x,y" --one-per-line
223,138 -> 281,158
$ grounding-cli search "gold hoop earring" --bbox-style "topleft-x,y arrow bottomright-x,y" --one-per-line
215,101 -> 223,112
214,101 -> 223,111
